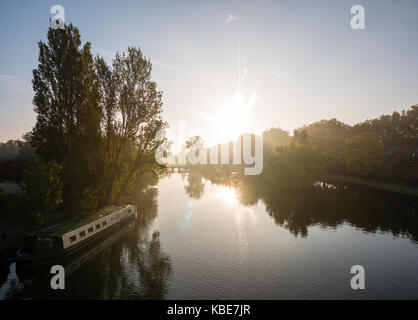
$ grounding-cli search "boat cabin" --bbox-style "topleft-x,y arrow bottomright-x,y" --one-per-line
24,204 -> 137,254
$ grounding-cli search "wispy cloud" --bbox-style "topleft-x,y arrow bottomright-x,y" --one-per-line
272,69 -> 293,80
0,74 -> 20,82
93,52 -> 235,88
226,14 -> 239,24
165,103 -> 214,123
152,60 -> 232,87
0,74 -> 33,94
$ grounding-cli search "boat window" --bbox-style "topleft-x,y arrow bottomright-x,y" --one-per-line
70,235 -> 77,243
79,231 -> 86,238
96,224 -> 101,230
102,221 -> 107,227
88,227 -> 94,233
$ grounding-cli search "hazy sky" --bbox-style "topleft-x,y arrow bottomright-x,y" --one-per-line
0,0 -> 417,144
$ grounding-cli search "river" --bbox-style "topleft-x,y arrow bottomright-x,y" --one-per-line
1,173 -> 418,299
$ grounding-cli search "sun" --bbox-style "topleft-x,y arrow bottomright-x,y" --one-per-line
213,89 -> 257,143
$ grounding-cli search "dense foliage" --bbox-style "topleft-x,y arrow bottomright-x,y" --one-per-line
29,24 -> 166,220
0,24 -> 166,227
293,105 -> 418,183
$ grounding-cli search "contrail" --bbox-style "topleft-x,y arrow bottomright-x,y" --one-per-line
152,60 -> 233,87
164,103 -> 214,123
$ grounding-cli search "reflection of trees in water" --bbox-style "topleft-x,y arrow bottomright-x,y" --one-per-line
0,263 -> 29,300
130,230 -> 171,299
235,177 -> 259,206
95,187 -> 172,299
261,188 -> 347,237
260,181 -> 417,241
0,264 -> 8,286
184,172 -> 205,199
187,165 -> 418,240
221,173 -> 418,241
3,187 -> 172,299
98,229 -> 171,300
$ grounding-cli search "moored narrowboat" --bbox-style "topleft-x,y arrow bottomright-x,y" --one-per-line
16,204 -> 137,268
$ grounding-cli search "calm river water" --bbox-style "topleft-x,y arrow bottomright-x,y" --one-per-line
1,173 -> 418,299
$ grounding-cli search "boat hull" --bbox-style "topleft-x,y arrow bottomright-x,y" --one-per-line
16,214 -> 136,270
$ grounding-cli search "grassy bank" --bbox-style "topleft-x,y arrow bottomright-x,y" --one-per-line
329,175 -> 418,197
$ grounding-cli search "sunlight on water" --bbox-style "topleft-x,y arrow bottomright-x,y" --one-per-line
2,174 -> 418,299
216,186 -> 238,206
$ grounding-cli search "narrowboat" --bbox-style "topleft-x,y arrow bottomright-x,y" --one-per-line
16,204 -> 137,268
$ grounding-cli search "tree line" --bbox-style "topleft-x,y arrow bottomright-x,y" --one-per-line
187,104 -> 417,195
0,133 -> 34,182
263,105 -> 418,191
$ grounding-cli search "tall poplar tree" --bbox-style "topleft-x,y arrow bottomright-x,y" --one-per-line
31,24 -> 103,214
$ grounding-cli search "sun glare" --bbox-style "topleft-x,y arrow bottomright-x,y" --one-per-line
217,186 -> 238,205
213,89 -> 258,143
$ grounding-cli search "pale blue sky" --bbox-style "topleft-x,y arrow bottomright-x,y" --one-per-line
0,0 -> 417,144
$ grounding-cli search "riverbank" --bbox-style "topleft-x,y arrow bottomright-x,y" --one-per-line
0,210 -> 66,265
329,175 -> 418,197
0,217 -> 26,265
0,238 -> 22,265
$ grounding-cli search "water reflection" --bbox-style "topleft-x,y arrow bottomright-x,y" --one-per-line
0,187 -> 172,299
217,186 -> 238,206
192,169 -> 418,242
184,172 -> 205,199
1,172 -> 418,300
257,181 -> 418,240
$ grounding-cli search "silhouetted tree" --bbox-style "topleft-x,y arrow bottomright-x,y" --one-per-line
30,25 -> 166,215
263,128 -> 291,159
32,24 -> 99,163
22,157 -> 63,227
95,47 -> 166,205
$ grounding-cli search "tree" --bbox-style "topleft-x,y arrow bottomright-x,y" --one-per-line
95,47 -> 166,205
22,157 -> 63,227
293,128 -> 308,145
31,25 -> 166,215
344,132 -> 384,176
263,128 -> 291,158
16,132 -> 35,161
31,24 -> 104,214
32,24 -> 97,163
0,140 -> 20,161
0,134 -> 35,182
62,41 -> 104,214
352,105 -> 418,149
263,143 -> 325,193
294,119 -> 350,171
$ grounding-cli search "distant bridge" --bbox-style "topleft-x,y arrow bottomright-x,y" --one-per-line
165,163 -> 245,174
165,164 -> 191,173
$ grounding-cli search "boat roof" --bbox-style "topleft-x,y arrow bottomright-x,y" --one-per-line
30,204 -> 128,237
